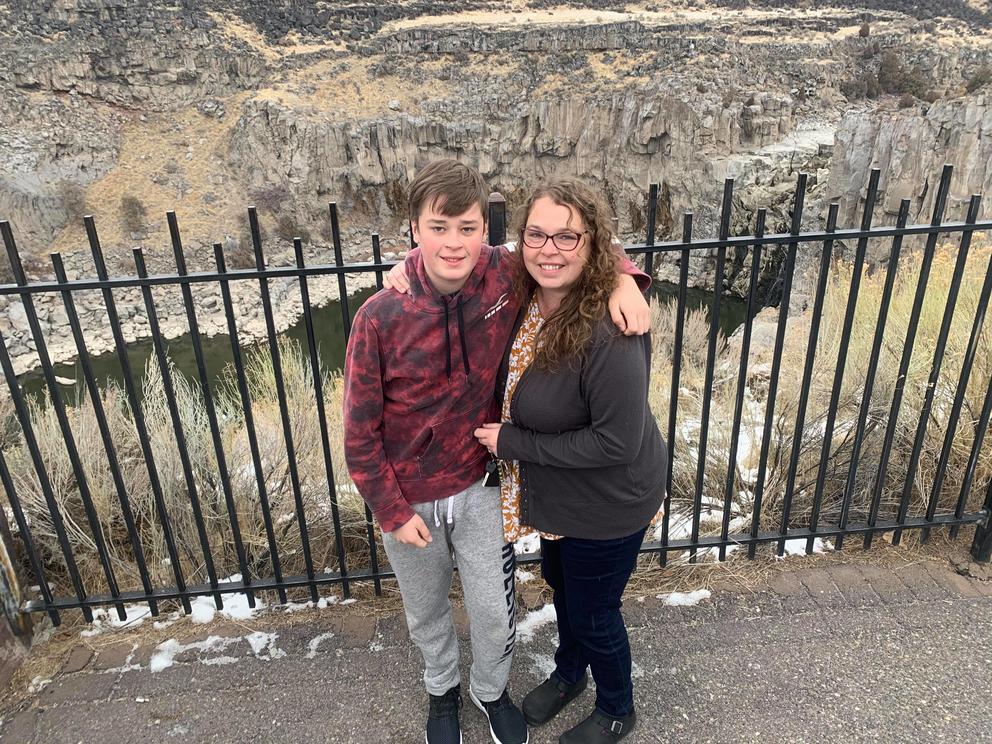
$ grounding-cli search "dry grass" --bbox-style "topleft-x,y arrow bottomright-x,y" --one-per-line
46,98 -> 252,261
649,242 -> 992,553
2,339 -> 374,599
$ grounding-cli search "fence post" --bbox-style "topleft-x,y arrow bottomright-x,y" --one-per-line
488,192 -> 506,247
971,477 -> 992,562
0,505 -> 32,691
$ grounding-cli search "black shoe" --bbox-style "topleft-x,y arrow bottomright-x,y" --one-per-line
469,687 -> 530,744
559,709 -> 637,743
521,671 -> 588,726
426,685 -> 463,744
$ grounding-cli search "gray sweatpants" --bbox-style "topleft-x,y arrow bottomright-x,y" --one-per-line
382,476 -> 516,701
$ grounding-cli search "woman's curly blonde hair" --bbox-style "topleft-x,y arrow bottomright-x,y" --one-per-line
512,179 -> 620,370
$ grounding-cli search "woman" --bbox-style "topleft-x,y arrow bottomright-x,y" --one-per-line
473,180 -> 667,744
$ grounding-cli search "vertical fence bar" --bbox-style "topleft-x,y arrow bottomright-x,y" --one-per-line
719,209 -> 765,561
1,223 -> 124,619
293,237 -> 351,599
0,446 -> 59,625
85,218 -> 190,613
644,183 -> 658,277
660,212 -> 692,567
488,193 -> 506,247
133,247 -> 223,609
865,166 -> 954,549
955,340 -> 992,536
50,253 -> 158,616
807,169 -> 881,553
248,208 -> 319,603
364,234 -> 386,594
748,173 -> 807,560
894,194 -> 981,544
691,179 -> 733,562
834,199 -> 911,550
167,214 -> 254,606
920,195 -> 986,542
212,244 -> 286,604
777,203 -> 839,555
330,204 -> 353,341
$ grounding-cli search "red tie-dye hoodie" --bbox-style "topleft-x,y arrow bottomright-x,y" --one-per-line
343,245 -> 519,532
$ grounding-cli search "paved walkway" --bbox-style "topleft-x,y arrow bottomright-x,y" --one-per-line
2,558 -> 991,743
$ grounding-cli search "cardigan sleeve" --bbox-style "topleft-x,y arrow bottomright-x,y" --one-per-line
497,331 -> 650,468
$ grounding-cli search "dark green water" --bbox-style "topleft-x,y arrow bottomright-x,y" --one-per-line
18,282 -> 746,403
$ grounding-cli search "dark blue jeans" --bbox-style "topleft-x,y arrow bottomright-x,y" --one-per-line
540,527 -> 647,718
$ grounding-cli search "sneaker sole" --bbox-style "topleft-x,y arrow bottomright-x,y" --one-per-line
469,688 -> 530,744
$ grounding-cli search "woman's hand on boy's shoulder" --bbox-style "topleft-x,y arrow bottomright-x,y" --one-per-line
383,260 -> 412,294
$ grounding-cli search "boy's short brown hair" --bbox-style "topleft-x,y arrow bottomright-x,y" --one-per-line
408,159 -> 488,224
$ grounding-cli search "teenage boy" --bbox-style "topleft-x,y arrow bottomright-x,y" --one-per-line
343,159 -> 650,744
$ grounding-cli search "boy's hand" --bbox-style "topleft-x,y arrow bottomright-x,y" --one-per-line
474,423 -> 502,458
609,274 -> 651,336
384,261 -> 411,294
391,513 -> 432,547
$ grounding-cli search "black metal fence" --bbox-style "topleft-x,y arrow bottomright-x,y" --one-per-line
0,165 -> 990,627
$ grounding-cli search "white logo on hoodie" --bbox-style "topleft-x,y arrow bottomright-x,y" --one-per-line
484,292 -> 510,320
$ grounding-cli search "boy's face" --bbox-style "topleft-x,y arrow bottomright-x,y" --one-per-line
411,199 -> 486,295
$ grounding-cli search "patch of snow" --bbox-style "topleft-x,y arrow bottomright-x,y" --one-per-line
514,532 -> 542,556
515,568 -> 536,583
201,655 -> 239,666
529,653 -> 557,678
27,676 -> 51,693
657,589 -> 712,607
149,639 -> 181,673
189,575 -> 265,624
245,631 -> 285,660
149,635 -> 242,673
306,632 -> 335,659
776,537 -> 832,558
280,600 -> 314,613
340,598 -> 356,606
79,604 -> 154,637
516,605 -> 557,643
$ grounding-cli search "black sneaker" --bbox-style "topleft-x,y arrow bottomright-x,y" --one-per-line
522,671 -> 588,726
427,685 -> 463,744
469,687 -> 530,744
559,709 -> 637,744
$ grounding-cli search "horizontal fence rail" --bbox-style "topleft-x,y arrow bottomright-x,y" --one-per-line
0,168 -> 989,625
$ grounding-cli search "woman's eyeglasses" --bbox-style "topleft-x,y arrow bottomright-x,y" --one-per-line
521,228 -> 587,252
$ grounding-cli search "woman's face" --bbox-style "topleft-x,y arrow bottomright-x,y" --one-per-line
521,196 -> 590,296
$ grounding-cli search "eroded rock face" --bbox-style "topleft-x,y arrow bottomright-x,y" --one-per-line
0,94 -> 122,251
226,91 -> 800,240
827,94 -> 992,231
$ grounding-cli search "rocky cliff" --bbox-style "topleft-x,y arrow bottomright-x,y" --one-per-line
2,1 -> 992,375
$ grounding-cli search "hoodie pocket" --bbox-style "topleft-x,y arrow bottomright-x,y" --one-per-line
417,399 -> 491,479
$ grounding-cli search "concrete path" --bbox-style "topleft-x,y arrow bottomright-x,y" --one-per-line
1,558 -> 991,743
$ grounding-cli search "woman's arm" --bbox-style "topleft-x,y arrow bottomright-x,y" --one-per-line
491,332 -> 651,468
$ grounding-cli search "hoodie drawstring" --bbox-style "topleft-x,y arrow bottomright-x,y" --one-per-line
432,496 -> 455,527
441,297 -> 471,380
443,302 -> 452,380
456,297 -> 470,376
